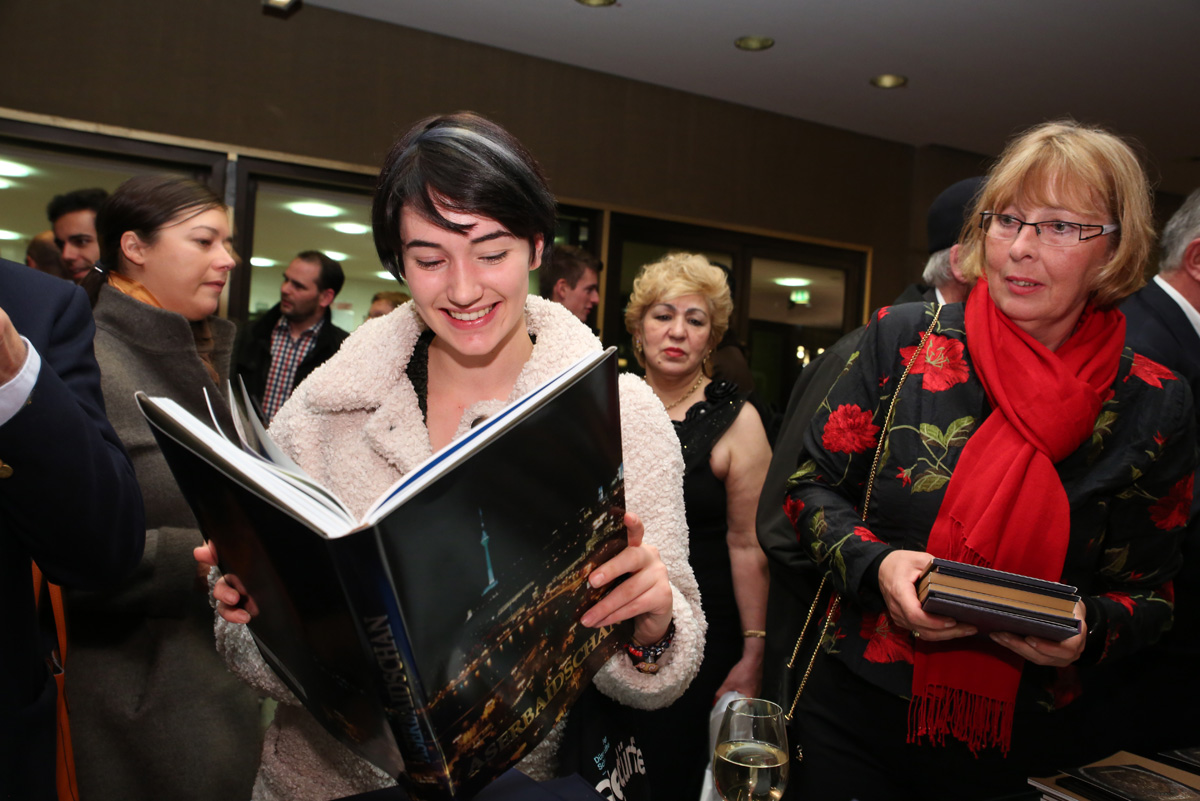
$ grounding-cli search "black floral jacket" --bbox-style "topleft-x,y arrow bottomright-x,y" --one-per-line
786,302 -> 1197,708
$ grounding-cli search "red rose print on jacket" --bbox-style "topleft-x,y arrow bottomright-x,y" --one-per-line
1150,474 -> 1193,531
822,404 -> 880,454
859,612 -> 914,664
1128,354 -> 1176,389
784,495 -> 806,528
853,526 -> 883,544
899,334 -> 970,392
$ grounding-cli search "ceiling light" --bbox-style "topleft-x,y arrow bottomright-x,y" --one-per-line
250,257 -> 277,267
774,277 -> 811,287
287,201 -> 340,217
0,230 -> 21,240
0,160 -> 32,178
575,0 -> 616,6
333,222 -> 370,235
262,0 -> 302,16
870,74 -> 908,89
375,271 -> 395,281
323,250 -> 348,261
0,179 -> 12,189
735,36 -> 775,52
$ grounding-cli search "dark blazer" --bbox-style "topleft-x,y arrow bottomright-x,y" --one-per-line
234,303 -> 348,417
0,260 -> 144,799
1122,278 -> 1200,411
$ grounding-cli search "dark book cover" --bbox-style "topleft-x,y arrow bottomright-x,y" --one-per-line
918,558 -> 1081,641
1031,752 -> 1200,801
138,349 -> 630,800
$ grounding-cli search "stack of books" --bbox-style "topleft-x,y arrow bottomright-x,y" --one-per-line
1030,749 -> 1200,800
916,558 -> 1081,641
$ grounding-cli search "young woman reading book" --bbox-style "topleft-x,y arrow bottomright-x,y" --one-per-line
196,112 -> 704,800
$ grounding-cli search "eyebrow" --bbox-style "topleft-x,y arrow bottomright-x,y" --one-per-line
653,302 -> 708,315
403,229 -> 517,250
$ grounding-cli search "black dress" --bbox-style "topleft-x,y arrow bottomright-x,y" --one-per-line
628,379 -> 748,800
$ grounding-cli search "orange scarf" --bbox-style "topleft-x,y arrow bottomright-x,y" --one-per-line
910,278 -> 1124,753
107,272 -> 220,384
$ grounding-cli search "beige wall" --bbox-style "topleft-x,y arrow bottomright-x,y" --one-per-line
0,0 -> 992,313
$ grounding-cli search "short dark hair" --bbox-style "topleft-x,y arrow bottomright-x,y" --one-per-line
295,250 -> 345,296
47,187 -> 108,224
371,112 -> 556,278
26,235 -> 66,279
540,244 -> 601,299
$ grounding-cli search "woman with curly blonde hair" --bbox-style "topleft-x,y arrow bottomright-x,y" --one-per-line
624,252 -> 772,799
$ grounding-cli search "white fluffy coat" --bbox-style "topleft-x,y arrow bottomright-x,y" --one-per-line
216,296 -> 704,800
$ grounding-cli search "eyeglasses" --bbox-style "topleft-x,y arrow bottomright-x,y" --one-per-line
979,212 -> 1119,248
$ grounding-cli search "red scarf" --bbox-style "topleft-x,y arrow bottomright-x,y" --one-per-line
909,278 -> 1124,753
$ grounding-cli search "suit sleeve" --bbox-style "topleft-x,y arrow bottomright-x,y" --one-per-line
0,282 -> 144,588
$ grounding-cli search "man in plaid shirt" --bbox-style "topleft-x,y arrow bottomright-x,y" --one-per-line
235,251 -> 349,423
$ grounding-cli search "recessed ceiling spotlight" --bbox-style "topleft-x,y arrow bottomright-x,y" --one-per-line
0,179 -> 12,190
870,74 -> 908,89
287,201 -> 341,217
0,159 -> 32,178
575,0 -> 616,6
0,230 -> 21,240
375,271 -> 395,281
323,250 -> 348,261
774,277 -> 812,287
250,257 -> 277,267
333,222 -> 370,235
735,36 -> 775,52
262,0 -> 302,17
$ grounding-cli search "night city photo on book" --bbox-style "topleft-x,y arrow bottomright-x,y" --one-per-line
136,347 -> 631,801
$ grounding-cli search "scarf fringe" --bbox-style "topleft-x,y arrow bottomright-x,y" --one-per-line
908,686 -> 1014,756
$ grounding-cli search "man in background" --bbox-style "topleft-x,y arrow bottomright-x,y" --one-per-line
235,251 -> 348,423
540,244 -> 601,325
893,176 -> 982,305
756,176 -> 982,712
367,289 -> 409,320
24,231 -> 66,279
46,187 -> 107,283
0,259 -> 144,799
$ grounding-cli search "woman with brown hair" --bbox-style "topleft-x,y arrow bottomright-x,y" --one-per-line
68,175 -> 262,800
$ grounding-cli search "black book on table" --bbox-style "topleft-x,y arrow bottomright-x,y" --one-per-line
136,348 -> 630,801
917,558 -> 1081,641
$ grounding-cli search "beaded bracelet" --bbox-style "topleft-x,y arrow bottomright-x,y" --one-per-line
625,620 -> 676,674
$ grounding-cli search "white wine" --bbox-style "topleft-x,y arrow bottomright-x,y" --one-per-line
713,739 -> 788,801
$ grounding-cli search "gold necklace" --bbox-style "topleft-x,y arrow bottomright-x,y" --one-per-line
663,371 -> 706,411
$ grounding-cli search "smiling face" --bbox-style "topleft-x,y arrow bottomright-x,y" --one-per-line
399,204 -> 542,364
53,209 -> 100,282
638,293 -> 713,380
984,195 -> 1115,351
122,206 -> 235,321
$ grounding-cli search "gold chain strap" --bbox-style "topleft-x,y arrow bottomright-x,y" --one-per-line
784,305 -> 943,760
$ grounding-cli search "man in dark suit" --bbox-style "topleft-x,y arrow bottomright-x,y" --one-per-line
0,259 -> 144,799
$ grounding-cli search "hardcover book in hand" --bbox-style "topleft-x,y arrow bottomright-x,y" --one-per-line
917,558 -> 1081,641
136,348 -> 630,801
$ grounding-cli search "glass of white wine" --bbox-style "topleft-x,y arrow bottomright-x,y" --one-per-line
712,697 -> 789,801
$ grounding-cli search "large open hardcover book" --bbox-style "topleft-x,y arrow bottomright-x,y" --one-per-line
917,558 -> 1081,641
135,347 -> 630,801
1030,750 -> 1200,801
